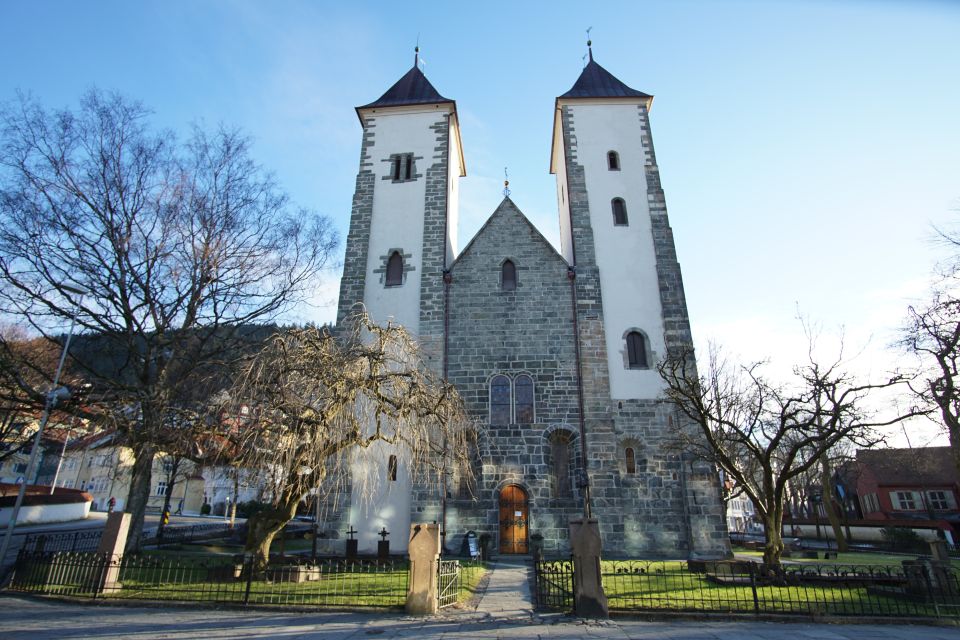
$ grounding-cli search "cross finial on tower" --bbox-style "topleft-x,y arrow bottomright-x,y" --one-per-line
503,167 -> 511,198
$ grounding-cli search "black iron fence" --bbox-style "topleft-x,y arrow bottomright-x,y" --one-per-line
19,530 -> 103,554
9,551 -> 410,608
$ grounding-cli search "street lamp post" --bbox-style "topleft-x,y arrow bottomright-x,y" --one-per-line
0,286 -> 85,565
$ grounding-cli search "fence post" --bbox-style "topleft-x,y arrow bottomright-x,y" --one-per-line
406,522 -> 441,614
243,555 -> 254,605
92,512 -> 130,595
749,563 -> 760,614
569,518 -> 609,618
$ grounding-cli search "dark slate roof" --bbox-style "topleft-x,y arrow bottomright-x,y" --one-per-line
857,447 -> 959,486
359,65 -> 452,109
559,56 -> 651,100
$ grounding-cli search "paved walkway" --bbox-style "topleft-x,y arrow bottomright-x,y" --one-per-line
1,594 -> 957,639
473,556 -> 535,619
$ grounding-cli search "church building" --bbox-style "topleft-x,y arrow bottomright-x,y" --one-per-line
333,45 -> 729,558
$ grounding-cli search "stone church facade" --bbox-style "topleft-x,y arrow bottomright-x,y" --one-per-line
333,47 -> 729,559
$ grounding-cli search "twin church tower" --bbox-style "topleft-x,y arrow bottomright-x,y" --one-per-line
334,45 -> 728,558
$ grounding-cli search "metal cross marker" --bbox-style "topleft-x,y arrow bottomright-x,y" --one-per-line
378,527 -> 390,541
503,167 -> 510,197
346,525 -> 357,540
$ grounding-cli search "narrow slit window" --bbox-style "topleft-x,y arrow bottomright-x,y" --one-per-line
626,331 -> 648,368
608,151 -> 620,170
392,157 -> 402,181
404,155 -> 413,180
490,375 -> 511,425
388,455 -> 398,481
385,251 -> 403,286
502,260 -> 517,291
612,198 -> 628,226
551,434 -> 572,497
625,447 -> 636,474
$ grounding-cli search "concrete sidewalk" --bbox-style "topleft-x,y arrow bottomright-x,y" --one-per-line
1,594 -> 958,640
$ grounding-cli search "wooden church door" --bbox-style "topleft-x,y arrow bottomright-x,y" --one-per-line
498,484 -> 529,554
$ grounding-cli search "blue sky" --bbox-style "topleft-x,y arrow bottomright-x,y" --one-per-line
2,1 -> 958,443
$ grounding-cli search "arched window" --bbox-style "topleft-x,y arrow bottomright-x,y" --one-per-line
514,375 -> 534,424
607,151 -> 620,170
550,432 -> 572,497
612,198 -> 628,226
626,331 -> 648,368
502,260 -> 517,291
387,455 -> 398,481
385,251 -> 403,286
625,447 -> 637,474
490,375 -> 511,425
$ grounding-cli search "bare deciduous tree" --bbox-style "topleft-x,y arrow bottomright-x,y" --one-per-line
660,345 -> 913,565
0,90 -> 338,549
213,313 -> 473,570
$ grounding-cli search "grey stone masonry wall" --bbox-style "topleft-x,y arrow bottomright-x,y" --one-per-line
560,105 -> 625,552
636,104 -> 729,557
336,120 -> 377,327
410,115 -> 452,527
443,198 -> 584,556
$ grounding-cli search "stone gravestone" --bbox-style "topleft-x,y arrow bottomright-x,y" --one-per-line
377,527 -> 390,559
345,525 -> 358,559
569,517 -> 609,618
406,522 -> 441,614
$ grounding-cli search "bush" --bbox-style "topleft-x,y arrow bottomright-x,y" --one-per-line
880,526 -> 927,553
200,503 -> 211,515
235,500 -> 272,519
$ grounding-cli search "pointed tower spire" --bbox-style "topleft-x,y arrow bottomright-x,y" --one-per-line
414,45 -> 419,67
587,26 -> 594,62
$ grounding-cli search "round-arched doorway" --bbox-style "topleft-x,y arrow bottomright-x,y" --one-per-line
498,484 -> 529,554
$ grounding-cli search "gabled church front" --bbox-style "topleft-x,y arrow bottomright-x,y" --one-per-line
334,46 -> 729,558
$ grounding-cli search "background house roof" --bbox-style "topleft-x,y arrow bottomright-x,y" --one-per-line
856,446 -> 959,486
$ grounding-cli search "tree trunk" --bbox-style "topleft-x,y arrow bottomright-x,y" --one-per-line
762,512 -> 784,566
124,441 -> 156,553
245,500 -> 298,570
819,456 -> 848,552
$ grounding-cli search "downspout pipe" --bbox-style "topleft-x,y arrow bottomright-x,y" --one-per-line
568,266 -> 591,520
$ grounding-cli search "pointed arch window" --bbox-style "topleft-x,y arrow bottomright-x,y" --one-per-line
490,375 -> 511,425
502,260 -> 517,291
612,198 -> 628,226
387,455 -> 398,481
514,375 -> 534,424
607,151 -> 620,171
625,447 -> 637,474
626,331 -> 648,369
385,251 -> 403,286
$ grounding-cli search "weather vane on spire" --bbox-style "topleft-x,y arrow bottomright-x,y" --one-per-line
415,35 -> 425,70
503,167 -> 511,198
586,26 -> 593,63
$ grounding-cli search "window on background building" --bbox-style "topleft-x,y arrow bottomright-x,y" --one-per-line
155,481 -> 168,497
13,462 -> 27,474
927,490 -> 955,510
607,151 -> 620,170
490,375 -> 512,425
502,260 -> 517,291
612,198 -> 628,225
626,331 -> 648,368
514,375 -> 534,423
551,432 -> 572,498
625,447 -> 637,474
891,491 -> 918,510
385,251 -> 404,286
387,455 -> 398,482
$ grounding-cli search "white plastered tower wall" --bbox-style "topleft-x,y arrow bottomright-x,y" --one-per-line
339,76 -> 463,552
557,99 -> 666,400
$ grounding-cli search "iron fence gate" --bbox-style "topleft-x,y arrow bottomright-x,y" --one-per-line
534,559 -> 574,612
437,559 -> 460,609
